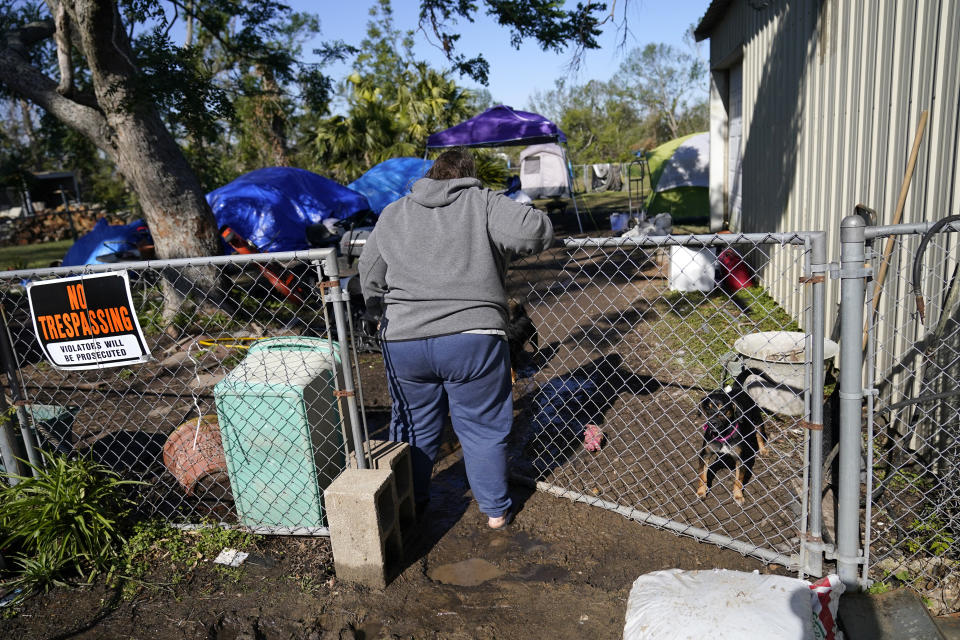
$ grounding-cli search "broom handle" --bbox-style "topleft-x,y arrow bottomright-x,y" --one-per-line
865,110 -> 929,349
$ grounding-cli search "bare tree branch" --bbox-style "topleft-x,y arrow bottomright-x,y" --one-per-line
3,19 -> 55,53
54,3 -> 73,95
0,45 -> 113,152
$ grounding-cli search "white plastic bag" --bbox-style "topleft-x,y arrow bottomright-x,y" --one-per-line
623,569 -> 844,640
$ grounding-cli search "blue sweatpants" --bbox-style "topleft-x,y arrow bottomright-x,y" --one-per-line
382,333 -> 513,518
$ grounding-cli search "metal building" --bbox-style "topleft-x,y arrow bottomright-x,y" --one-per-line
695,0 -> 960,327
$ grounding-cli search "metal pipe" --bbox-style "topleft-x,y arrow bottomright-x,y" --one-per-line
323,256 -> 367,470
0,392 -> 27,484
0,247 -> 336,282
172,523 -> 328,537
805,231 -> 828,577
560,143 -> 584,233
837,215 -> 867,589
862,267 -> 879,586
514,474 -> 797,569
0,307 -> 41,473
564,231 -> 810,249
864,219 -> 960,240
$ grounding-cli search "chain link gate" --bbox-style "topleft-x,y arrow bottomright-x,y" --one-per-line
0,249 -> 370,535
860,218 -> 960,615
505,231 -> 829,576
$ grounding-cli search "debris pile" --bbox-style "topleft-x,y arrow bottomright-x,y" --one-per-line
0,204 -> 130,245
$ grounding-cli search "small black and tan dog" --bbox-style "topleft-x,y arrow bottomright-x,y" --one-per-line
695,375 -> 769,505
506,298 -> 538,382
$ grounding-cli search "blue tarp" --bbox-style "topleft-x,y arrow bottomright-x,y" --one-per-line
62,218 -> 151,267
347,158 -> 433,214
207,167 -> 371,253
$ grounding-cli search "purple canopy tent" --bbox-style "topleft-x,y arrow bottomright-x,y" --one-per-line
425,105 -> 582,231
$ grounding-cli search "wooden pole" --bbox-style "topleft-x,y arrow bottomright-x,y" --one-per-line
864,110 -> 929,350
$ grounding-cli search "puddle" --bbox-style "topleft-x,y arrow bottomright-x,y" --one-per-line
428,558 -> 504,586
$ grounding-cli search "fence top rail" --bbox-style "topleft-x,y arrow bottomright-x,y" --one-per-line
864,219 -> 960,240
0,247 -> 337,282
563,231 -> 821,249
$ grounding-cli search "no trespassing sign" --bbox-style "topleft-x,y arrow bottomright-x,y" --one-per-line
27,271 -> 151,370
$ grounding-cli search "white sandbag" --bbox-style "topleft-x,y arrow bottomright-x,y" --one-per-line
623,569 -> 816,640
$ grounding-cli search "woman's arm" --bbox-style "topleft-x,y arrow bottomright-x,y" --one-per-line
486,192 -> 555,257
358,228 -> 388,301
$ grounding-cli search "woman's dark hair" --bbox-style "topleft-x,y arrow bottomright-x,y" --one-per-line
425,148 -> 476,180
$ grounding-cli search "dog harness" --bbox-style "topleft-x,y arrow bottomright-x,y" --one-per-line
703,421 -> 739,443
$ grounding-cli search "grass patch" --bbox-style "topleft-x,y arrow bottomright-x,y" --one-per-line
119,521 -> 259,599
649,285 -> 802,385
0,239 -> 72,271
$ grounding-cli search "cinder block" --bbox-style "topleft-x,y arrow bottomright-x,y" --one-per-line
324,468 -> 402,589
352,440 -> 416,532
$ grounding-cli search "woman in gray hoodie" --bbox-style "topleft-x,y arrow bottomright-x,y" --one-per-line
359,148 -> 554,529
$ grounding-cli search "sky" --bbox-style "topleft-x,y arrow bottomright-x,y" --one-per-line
291,0 -> 712,110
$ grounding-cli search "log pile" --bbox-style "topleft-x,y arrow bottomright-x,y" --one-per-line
0,205 -> 131,245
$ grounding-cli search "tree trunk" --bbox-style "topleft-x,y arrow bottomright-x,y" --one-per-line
69,0 -> 219,260
0,1 -> 220,261
254,65 -> 289,167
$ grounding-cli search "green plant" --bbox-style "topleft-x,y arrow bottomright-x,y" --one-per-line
866,581 -> 891,594
115,520 -> 258,599
0,451 -> 142,596
0,405 -> 15,427
905,516 -> 955,556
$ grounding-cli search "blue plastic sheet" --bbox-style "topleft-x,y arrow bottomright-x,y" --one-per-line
207,167 -> 371,253
62,218 -> 151,267
526,375 -> 600,470
347,158 -> 433,214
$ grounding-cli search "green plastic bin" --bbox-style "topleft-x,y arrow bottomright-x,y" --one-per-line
247,336 -> 341,361
214,342 -> 346,530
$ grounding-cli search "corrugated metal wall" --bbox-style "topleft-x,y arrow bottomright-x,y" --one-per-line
704,0 -> 960,337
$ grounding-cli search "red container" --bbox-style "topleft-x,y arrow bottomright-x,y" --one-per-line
717,248 -> 754,292
163,415 -> 228,496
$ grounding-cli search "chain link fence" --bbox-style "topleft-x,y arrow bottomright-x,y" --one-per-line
504,232 -> 828,573
0,249 -> 370,535
863,220 -> 960,614
5,217 -> 957,614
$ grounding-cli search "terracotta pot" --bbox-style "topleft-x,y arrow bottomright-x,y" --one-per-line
162,415 -> 228,496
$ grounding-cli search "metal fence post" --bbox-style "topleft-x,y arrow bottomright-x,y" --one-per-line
0,307 -> 41,475
322,256 -> 368,470
837,215 -> 867,589
804,231 -> 828,577
0,391 -> 28,483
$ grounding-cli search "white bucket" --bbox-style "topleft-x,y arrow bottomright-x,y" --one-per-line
669,246 -> 716,292
733,331 -> 840,416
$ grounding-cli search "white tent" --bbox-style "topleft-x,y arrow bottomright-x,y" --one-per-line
519,143 -> 570,199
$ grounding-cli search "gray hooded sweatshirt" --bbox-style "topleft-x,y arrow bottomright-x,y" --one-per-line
358,177 -> 553,341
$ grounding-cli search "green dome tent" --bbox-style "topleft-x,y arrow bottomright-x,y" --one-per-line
646,132 -> 709,222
